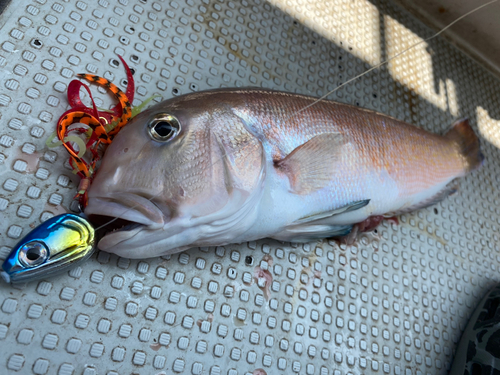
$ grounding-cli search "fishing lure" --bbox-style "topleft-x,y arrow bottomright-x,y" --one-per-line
49,55 -> 135,207
1,58 -> 141,283
1,214 -> 95,284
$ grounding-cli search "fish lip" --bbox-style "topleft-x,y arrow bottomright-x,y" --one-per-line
85,193 -> 166,251
96,224 -> 145,251
85,193 -> 166,230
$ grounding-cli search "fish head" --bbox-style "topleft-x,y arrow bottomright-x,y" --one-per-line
85,92 -> 265,258
1,214 -> 95,284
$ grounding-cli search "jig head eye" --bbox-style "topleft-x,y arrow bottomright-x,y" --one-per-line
148,114 -> 181,142
18,241 -> 49,267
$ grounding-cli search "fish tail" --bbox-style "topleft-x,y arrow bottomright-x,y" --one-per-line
446,118 -> 484,173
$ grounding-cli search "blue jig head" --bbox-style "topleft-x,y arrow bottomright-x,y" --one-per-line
1,214 -> 95,284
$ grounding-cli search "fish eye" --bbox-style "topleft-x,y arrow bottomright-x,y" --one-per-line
148,114 -> 181,142
18,241 -> 49,267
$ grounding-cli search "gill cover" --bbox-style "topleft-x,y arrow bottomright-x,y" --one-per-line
1,214 -> 95,284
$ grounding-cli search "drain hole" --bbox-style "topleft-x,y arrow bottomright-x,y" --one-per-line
471,363 -> 482,375
245,256 -> 253,266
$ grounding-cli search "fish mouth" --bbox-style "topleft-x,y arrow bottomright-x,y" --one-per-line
88,214 -> 145,250
88,214 -> 147,251
89,214 -> 144,233
85,193 -> 166,251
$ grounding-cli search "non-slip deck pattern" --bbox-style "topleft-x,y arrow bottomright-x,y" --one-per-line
1,0 -> 500,374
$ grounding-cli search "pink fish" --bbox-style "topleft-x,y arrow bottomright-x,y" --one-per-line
85,88 -> 483,258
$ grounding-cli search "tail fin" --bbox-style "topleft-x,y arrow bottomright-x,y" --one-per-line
445,118 -> 484,173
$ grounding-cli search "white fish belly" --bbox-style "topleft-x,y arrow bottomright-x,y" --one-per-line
240,162 -> 453,242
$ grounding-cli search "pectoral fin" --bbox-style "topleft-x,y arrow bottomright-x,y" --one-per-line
294,199 -> 370,224
275,133 -> 344,194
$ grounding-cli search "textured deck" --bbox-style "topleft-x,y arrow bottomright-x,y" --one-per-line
1,0 -> 500,374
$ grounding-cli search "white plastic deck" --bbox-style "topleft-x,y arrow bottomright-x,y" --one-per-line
1,0 -> 500,374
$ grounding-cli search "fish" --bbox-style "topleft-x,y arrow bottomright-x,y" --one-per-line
1,214 -> 95,283
83,87 -> 483,259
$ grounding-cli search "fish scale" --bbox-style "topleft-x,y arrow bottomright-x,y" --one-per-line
81,87 -> 481,256
236,90 -> 466,194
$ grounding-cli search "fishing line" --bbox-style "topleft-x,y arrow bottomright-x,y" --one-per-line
285,0 -> 498,121
92,0 -> 497,235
